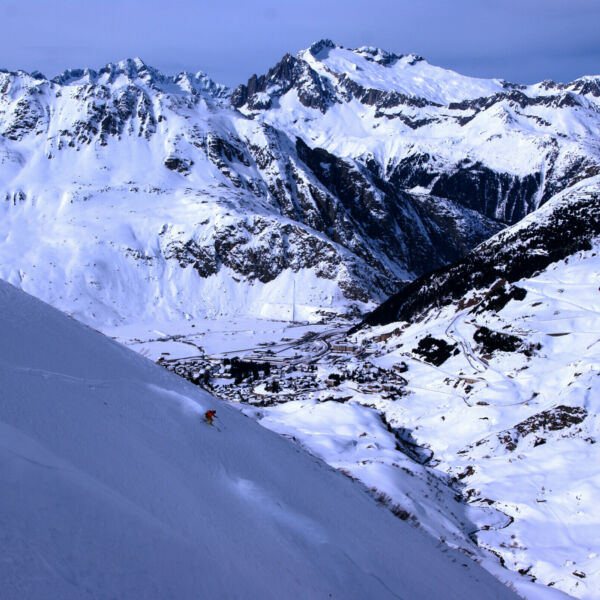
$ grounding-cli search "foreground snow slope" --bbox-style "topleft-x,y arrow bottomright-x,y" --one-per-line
0,280 -> 517,599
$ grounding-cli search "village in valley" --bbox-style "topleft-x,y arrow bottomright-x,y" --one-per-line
154,323 -> 410,407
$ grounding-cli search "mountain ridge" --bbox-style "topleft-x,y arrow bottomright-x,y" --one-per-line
2,42 -> 599,599
0,40 -> 599,328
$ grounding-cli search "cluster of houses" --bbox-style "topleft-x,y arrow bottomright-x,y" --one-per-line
157,339 -> 409,405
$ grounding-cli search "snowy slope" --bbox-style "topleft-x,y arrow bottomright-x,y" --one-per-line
301,43 -> 508,104
349,247 -> 600,599
0,279 -> 519,599
340,177 -> 600,598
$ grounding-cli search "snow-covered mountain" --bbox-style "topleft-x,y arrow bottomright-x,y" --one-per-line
233,40 -> 600,223
1,41 -> 599,328
2,41 -> 600,599
0,278 -> 520,599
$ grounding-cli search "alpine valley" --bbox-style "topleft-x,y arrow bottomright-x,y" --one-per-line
1,40 -> 599,599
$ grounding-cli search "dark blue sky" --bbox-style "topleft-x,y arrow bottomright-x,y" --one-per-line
3,0 -> 599,86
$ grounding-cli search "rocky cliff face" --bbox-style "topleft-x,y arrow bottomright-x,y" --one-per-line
357,175 -> 600,328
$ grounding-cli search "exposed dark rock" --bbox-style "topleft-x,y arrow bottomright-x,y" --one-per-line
457,465 -> 475,480
336,74 -> 438,111
448,89 -> 585,112
387,153 -> 438,189
516,405 -> 587,435
475,281 -> 527,314
2,92 -> 46,140
308,39 -> 336,58
164,156 -> 193,174
356,186 -> 600,329
354,45 -> 406,67
413,335 -> 458,366
162,217 -> 380,301
388,155 -> 544,224
231,54 -> 336,113
539,158 -> 600,206
473,326 -> 522,354
430,163 -> 541,223
497,406 -> 587,451
571,77 -> 600,97
294,138 -> 502,281
164,240 -> 218,277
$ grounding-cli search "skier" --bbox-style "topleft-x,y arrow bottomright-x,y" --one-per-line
205,409 -> 217,426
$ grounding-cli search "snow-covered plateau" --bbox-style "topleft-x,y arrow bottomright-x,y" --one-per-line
1,40 -> 600,598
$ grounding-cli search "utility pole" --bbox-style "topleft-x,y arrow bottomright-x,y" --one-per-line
292,279 -> 296,323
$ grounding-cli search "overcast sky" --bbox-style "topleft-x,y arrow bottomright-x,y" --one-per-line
1,0 -> 599,86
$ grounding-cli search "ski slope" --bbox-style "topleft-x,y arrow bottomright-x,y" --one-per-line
0,279 -> 517,599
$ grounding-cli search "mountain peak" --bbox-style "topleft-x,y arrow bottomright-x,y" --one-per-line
49,58 -> 229,98
353,45 -> 409,67
52,57 -> 157,86
307,39 -> 337,58
98,57 -> 160,85
115,56 -> 151,76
